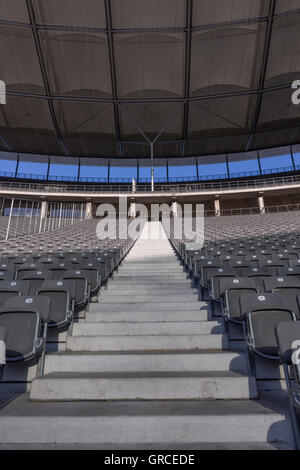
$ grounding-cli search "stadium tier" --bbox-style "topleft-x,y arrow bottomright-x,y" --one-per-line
1,0 -> 300,454
0,212 -> 298,449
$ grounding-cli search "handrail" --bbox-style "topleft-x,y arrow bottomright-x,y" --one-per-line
205,203 -> 300,217
0,173 -> 300,195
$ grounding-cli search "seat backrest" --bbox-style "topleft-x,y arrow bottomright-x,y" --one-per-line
278,267 -> 300,278
62,271 -> 88,304
219,277 -> 258,298
240,292 -> 295,357
210,269 -> 237,300
0,271 -> 15,281
0,311 -> 40,360
263,276 -> 300,292
275,321 -> 300,365
0,295 -> 50,323
38,280 -> 77,301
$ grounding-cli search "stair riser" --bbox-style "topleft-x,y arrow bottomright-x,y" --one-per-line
89,303 -> 204,312
72,322 -> 223,336
0,415 -> 289,444
85,311 -> 208,323
66,335 -> 228,352
101,289 -> 197,296
44,353 -> 248,375
30,377 -> 256,401
98,295 -> 199,303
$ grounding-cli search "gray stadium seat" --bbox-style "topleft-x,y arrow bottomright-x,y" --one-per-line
37,280 -> 75,329
0,296 -> 50,375
241,293 -> 297,359
219,277 -> 259,324
263,277 -> 300,317
62,270 -> 89,308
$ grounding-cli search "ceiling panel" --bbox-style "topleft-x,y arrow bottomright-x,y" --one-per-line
265,12 -> 300,87
40,30 -> 112,97
114,32 -> 185,99
0,24 -> 45,94
190,23 -> 266,96
111,0 -> 186,29
32,0 -> 107,28
0,0 -> 30,22
192,0 -> 269,26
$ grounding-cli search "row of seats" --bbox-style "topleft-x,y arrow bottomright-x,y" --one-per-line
167,213 -> 300,423
0,218 -> 137,379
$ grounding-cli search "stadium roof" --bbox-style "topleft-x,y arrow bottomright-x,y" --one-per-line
0,0 -> 300,160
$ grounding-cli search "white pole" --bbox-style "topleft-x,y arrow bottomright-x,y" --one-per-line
5,198 -> 14,241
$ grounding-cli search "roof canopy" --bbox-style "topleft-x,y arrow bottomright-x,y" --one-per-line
0,0 -> 300,159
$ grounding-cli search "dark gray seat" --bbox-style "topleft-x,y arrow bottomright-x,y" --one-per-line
210,268 -> 237,301
16,262 -> 44,280
0,296 -> 50,367
0,281 -> 26,309
46,262 -> 72,280
244,267 -> 275,290
0,270 -> 15,282
219,278 -> 259,324
263,277 -> 300,317
37,280 -> 75,328
275,321 -> 300,366
62,270 -> 89,308
21,271 -> 51,295
275,322 -> 300,417
80,263 -> 101,294
278,267 -> 300,280
241,293 -> 296,359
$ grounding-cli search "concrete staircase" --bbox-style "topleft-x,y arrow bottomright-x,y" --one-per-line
0,222 -> 295,449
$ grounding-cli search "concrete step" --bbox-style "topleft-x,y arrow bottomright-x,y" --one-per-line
106,281 -> 193,289
98,294 -> 199,303
101,288 -> 198,296
66,333 -> 228,352
44,351 -> 249,375
118,263 -> 182,268
0,443 -> 290,450
118,266 -> 186,276
89,302 -> 204,312
113,275 -> 189,280
72,321 -> 223,336
30,371 -> 257,401
0,395 -> 294,447
85,310 -> 209,323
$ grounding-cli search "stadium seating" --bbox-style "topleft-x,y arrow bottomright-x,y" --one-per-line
166,210 -> 300,448
0,217 -> 137,385
0,211 -> 300,448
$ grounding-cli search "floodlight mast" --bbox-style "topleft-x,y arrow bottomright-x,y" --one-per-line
151,143 -> 154,192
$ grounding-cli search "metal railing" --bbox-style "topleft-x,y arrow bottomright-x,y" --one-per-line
204,203 -> 300,218
0,198 -> 87,241
0,173 -> 300,195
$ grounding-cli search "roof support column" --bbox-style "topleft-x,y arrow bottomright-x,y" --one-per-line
258,193 -> 265,214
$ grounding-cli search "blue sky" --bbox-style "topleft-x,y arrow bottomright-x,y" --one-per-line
0,149 -> 298,182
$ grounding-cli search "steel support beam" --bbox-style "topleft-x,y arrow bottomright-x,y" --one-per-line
245,0 -> 276,151
104,0 -> 123,157
25,0 -> 69,157
182,0 -> 193,157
